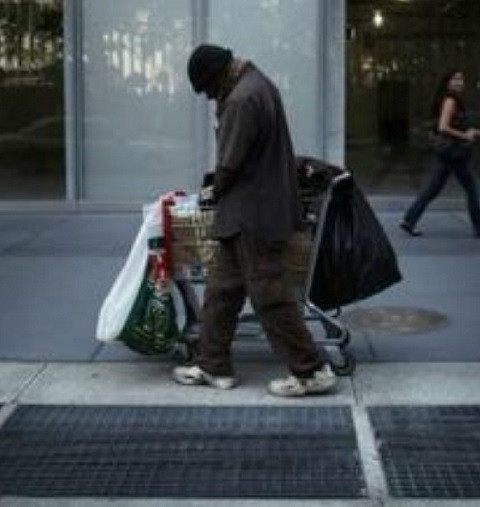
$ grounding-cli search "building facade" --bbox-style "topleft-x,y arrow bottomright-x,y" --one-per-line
0,0 -> 478,208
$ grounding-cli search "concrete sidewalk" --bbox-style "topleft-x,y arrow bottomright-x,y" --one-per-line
1,208 -> 479,362
2,361 -> 480,506
1,207 -> 480,505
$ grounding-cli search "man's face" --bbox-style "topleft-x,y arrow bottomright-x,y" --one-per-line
202,77 -> 221,100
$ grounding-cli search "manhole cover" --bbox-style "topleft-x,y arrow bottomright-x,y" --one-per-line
341,306 -> 448,334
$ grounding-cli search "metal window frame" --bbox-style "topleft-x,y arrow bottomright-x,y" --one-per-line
322,0 -> 346,166
191,0 -> 210,184
64,0 -> 84,203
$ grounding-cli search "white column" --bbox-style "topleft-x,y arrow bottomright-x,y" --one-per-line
324,0 -> 346,166
191,0 -> 210,183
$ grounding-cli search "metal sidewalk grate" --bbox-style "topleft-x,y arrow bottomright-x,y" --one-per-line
369,405 -> 480,498
0,405 -> 366,498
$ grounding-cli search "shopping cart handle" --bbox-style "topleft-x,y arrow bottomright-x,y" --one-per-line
328,171 -> 353,196
331,171 -> 352,187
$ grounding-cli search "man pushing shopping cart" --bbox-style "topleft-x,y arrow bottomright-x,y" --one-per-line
97,44 -> 402,397
173,44 -> 345,397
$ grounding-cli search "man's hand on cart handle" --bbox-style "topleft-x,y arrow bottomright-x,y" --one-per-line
199,185 -> 214,206
305,163 -> 316,178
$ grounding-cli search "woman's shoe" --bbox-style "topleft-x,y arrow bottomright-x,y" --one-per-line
400,221 -> 422,237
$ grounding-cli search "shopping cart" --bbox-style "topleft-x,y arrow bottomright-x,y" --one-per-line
300,170 -> 355,375
169,170 -> 356,376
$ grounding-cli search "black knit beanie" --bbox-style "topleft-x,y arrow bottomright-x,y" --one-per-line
187,44 -> 233,93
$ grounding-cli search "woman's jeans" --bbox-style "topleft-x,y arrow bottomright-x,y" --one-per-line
403,153 -> 480,235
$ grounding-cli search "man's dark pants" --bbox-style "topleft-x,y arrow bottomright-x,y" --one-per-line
197,232 -> 328,377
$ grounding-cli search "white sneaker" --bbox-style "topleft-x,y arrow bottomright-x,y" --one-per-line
173,365 -> 238,390
268,364 -> 337,397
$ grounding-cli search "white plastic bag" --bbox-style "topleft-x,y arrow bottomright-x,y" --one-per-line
95,204 -> 161,342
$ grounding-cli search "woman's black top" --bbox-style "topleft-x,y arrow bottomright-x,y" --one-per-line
433,92 -> 469,133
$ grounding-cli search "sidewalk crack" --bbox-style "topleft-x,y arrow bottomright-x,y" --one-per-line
11,362 -> 49,403
90,342 -> 105,361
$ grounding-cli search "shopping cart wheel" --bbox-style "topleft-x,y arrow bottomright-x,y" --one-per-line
330,349 -> 356,376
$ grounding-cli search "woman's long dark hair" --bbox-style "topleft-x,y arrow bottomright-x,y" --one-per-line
431,70 -> 465,120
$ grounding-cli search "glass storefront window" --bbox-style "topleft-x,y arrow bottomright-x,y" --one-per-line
82,0 -> 327,202
347,0 -> 480,195
0,0 -> 65,200
0,1 -> 339,204
209,0 -> 321,161
82,0 -> 193,202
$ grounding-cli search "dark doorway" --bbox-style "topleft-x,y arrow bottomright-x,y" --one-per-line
347,0 -> 480,194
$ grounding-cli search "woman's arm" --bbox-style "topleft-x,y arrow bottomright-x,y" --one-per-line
438,97 -> 476,142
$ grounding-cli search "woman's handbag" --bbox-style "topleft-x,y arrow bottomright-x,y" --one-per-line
431,132 -> 472,160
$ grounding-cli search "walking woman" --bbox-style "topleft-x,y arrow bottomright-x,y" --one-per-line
400,70 -> 480,237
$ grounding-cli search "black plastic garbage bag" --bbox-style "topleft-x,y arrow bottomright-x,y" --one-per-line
308,175 -> 402,311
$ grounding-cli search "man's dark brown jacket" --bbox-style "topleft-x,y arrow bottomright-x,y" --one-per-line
212,63 -> 301,242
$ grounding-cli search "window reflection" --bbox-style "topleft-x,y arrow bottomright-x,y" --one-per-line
347,0 -> 480,194
0,0 -> 64,200
95,7 -> 190,98
209,0 -> 319,159
82,1 -> 193,201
